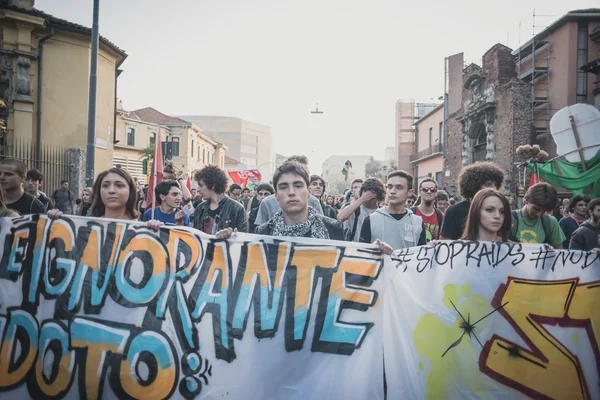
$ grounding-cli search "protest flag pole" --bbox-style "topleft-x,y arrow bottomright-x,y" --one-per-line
150,127 -> 163,220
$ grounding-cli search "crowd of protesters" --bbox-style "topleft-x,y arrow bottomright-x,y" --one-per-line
0,156 -> 598,253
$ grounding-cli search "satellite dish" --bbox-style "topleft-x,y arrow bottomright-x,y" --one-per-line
550,104 -> 600,163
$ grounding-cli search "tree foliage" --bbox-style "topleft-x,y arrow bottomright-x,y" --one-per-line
138,146 -> 154,159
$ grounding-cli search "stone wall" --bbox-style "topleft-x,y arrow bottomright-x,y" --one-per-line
67,148 -> 86,198
493,80 -> 531,195
443,43 -> 533,199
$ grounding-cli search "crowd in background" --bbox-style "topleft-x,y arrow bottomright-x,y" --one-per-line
0,156 -> 598,253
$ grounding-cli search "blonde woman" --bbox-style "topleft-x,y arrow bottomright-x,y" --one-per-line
79,187 -> 93,216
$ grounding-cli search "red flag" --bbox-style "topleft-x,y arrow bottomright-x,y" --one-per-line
186,177 -> 192,191
146,128 -> 164,210
529,173 -> 544,186
228,169 -> 262,187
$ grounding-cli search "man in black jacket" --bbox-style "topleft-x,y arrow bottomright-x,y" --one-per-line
192,166 -> 248,234
570,197 -> 600,252
248,183 -> 274,233
217,162 -> 343,241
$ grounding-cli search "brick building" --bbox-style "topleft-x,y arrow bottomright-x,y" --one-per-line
443,44 -> 531,198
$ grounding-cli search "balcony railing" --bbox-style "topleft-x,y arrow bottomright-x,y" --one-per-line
410,143 -> 443,163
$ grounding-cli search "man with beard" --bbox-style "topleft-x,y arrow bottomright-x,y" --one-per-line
570,198 -> 600,252
411,178 -> 444,242
217,162 -> 343,240
309,175 -> 337,219
559,195 -> 589,249
359,170 -> 426,252
143,180 -> 189,226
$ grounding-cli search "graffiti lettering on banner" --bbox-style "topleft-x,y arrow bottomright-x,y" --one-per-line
384,241 -> 600,400
0,215 -> 385,400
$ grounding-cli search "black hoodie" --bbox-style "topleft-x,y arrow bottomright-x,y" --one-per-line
569,220 -> 600,251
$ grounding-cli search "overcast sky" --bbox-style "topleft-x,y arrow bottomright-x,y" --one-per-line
37,0 -> 599,173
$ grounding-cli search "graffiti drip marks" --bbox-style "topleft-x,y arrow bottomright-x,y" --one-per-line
0,216 -> 383,399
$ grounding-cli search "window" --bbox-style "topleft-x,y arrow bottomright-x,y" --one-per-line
126,127 -> 135,146
149,132 -> 156,148
436,171 -> 443,187
473,127 -> 486,162
438,122 -> 443,144
191,140 -> 194,157
203,149 -> 206,164
197,146 -> 200,162
171,137 -> 180,157
576,22 -> 589,103
429,127 -> 433,147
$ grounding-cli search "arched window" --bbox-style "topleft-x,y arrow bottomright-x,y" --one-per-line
468,122 -> 486,162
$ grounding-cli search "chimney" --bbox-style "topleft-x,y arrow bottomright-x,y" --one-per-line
7,0 -> 35,10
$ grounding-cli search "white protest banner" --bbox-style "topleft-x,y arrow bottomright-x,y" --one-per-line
384,241 -> 600,400
0,215 -> 386,400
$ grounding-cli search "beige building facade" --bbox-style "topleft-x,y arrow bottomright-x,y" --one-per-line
178,115 -> 273,179
0,1 -> 127,183
412,104 -> 444,189
114,107 -> 225,184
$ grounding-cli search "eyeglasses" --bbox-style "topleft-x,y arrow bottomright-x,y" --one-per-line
421,187 -> 437,193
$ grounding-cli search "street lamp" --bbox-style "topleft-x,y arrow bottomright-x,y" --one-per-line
86,0 -> 100,187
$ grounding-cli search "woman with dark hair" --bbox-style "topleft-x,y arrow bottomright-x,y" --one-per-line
89,168 -> 139,220
461,188 -> 512,242
48,169 -> 162,229
0,185 -> 19,218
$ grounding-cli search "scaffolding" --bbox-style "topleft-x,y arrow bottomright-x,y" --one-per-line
516,10 -> 553,151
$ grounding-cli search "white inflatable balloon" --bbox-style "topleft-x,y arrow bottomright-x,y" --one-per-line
550,104 -> 600,163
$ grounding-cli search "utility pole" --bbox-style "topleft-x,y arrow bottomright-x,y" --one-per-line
86,0 -> 100,187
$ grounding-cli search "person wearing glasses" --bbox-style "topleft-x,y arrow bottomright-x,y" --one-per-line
411,178 -> 444,242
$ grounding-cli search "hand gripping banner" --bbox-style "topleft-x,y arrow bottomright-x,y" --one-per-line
0,215 -> 385,400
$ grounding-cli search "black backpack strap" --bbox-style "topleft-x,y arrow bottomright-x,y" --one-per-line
541,214 -> 552,245
510,210 -> 519,241
350,207 -> 361,240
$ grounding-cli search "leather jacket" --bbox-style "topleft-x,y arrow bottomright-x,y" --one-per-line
255,214 -> 345,241
192,195 -> 248,234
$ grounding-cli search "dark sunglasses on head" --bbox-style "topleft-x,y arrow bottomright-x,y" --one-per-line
421,187 -> 437,193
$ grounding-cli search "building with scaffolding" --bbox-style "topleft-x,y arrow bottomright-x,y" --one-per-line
513,9 -> 600,156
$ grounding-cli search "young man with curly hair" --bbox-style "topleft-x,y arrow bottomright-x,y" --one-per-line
339,177 -> 385,242
440,162 -> 504,240
559,195 -> 589,249
192,165 -> 248,234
